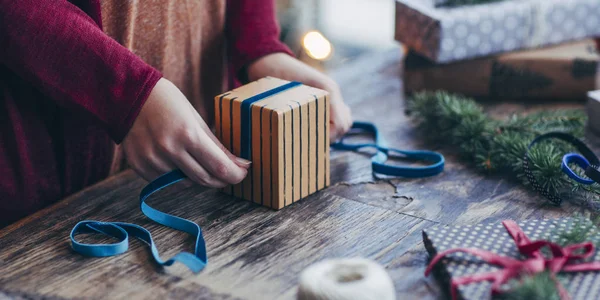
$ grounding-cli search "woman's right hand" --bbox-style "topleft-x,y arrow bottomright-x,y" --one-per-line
122,78 -> 250,187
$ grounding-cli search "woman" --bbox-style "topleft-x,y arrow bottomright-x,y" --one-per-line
0,0 -> 352,227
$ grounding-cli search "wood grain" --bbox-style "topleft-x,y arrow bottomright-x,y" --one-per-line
0,46 -> 594,300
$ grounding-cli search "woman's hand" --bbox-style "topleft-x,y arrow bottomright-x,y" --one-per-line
122,78 -> 251,186
246,53 -> 353,142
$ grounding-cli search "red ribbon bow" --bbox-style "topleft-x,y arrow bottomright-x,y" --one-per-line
424,220 -> 600,300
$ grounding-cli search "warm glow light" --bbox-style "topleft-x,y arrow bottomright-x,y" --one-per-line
302,31 -> 333,60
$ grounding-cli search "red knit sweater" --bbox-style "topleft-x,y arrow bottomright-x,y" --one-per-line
0,0 -> 293,227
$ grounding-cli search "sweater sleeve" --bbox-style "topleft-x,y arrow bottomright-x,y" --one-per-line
225,0 -> 295,83
0,0 -> 162,143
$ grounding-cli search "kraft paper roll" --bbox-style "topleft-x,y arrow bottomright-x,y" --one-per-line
297,258 -> 396,300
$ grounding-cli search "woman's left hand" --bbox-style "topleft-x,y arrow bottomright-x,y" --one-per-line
317,80 -> 353,142
246,53 -> 353,143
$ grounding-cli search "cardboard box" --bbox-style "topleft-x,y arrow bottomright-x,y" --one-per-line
395,0 -> 600,64
214,77 -> 330,209
404,40 -> 599,100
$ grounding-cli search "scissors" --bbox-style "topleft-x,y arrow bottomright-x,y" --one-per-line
525,132 -> 600,190
562,152 -> 600,185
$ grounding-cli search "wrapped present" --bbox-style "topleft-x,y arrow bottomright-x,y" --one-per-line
214,77 -> 330,209
404,40 -> 599,100
394,0 -> 600,64
423,218 -> 600,300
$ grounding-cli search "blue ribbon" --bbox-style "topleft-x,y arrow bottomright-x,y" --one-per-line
70,169 -> 207,273
331,121 -> 445,178
240,81 -> 302,159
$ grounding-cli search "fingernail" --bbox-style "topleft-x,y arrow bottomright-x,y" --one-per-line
235,157 -> 252,167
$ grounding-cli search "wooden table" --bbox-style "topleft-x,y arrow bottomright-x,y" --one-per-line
0,47 -> 592,300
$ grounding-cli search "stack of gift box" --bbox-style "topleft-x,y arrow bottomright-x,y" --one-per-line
394,0 -> 600,101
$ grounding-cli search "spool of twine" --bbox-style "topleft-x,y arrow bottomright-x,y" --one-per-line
297,258 -> 396,300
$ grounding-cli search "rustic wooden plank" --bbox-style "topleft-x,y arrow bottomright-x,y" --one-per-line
0,168 -> 431,299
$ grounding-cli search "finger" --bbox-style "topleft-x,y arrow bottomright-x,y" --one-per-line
330,125 -> 341,143
192,110 -> 250,169
171,151 -> 229,188
187,131 -> 249,184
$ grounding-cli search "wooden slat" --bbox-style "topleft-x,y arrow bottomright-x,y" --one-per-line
232,97 -> 243,198
260,105 -> 272,208
308,99 -> 317,194
221,96 -> 233,195
251,104 -> 262,204
274,110 -> 284,209
291,102 -> 301,203
323,96 -> 331,186
284,109 -> 293,207
316,97 -> 329,190
300,102 -> 309,198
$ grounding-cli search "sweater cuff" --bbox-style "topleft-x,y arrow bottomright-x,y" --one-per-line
110,68 -> 163,144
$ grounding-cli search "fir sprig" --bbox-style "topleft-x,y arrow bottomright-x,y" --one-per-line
551,216 -> 598,247
407,91 -> 595,206
494,272 -> 560,300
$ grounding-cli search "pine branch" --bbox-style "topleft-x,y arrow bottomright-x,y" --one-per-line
550,216 -> 597,247
407,91 -> 596,205
493,272 -> 560,300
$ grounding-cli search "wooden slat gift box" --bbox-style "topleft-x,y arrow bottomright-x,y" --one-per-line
214,77 -> 330,209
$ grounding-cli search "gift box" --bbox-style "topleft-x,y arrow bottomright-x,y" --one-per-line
394,0 -> 600,64
214,77 -> 330,209
423,218 -> 600,300
404,40 -> 599,100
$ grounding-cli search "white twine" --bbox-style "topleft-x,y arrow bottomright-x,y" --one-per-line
297,258 -> 396,300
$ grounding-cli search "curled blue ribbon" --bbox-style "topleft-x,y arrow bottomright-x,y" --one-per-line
70,169 -> 207,273
331,121 -> 445,178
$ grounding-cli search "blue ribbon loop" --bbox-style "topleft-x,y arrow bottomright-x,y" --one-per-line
70,169 -> 207,273
331,121 -> 445,178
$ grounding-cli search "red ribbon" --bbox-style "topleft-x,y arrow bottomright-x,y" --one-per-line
424,220 -> 600,300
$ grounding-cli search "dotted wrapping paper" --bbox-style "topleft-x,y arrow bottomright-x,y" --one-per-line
394,0 -> 600,64
423,218 -> 600,300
